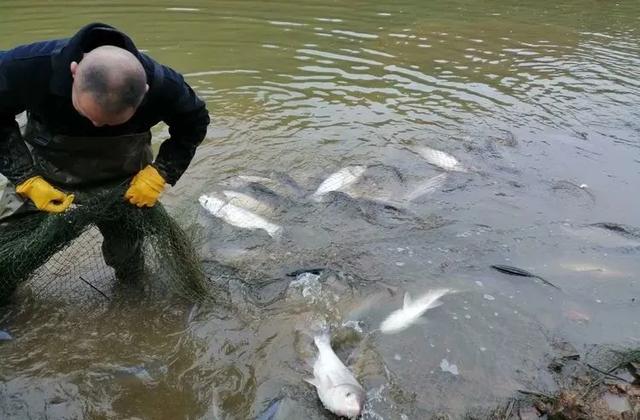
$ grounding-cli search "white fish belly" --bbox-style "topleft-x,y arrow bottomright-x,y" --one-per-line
199,194 -> 281,237
414,146 -> 466,172
313,166 -> 366,197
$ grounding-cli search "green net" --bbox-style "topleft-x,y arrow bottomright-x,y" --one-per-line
0,184 -> 225,306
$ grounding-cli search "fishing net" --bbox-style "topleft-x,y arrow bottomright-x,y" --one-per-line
0,184 -> 222,305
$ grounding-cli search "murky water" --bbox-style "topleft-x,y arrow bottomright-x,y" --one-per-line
1,0 -> 640,418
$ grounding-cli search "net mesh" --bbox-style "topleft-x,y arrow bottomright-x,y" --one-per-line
0,185 -> 224,305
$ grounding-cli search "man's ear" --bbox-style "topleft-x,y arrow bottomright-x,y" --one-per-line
70,61 -> 78,78
145,84 -> 149,93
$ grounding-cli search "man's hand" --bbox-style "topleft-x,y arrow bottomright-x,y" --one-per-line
125,165 -> 166,207
15,176 -> 75,213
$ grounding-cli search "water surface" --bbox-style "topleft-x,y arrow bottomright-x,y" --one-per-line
1,0 -> 639,418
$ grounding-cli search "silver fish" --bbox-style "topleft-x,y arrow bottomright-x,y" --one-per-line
221,171 -> 305,198
404,173 -> 448,201
222,190 -> 275,216
380,288 -> 452,334
338,164 -> 404,202
312,166 -> 367,200
305,331 -> 365,419
237,175 -> 274,184
558,262 -> 625,277
199,194 -> 282,238
560,223 -> 640,248
411,146 -> 467,172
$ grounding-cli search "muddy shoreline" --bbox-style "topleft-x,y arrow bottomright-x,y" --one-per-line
463,347 -> 640,420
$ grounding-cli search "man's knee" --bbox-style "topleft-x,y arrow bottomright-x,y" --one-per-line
97,222 -> 144,271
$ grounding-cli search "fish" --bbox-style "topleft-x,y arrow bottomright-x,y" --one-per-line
305,330 -> 365,419
199,194 -> 282,238
560,223 -> 640,248
237,175 -> 271,183
312,166 -> 367,200
222,190 -> 275,216
268,171 -> 306,198
256,397 -> 283,420
589,222 -> 640,239
490,264 -> 561,290
380,288 -> 452,334
0,330 -> 13,341
222,171 -> 305,199
336,164 -> 405,203
410,146 -> 467,172
404,173 -> 448,201
558,262 -> 625,277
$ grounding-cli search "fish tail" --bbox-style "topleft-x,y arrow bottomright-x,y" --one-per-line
535,276 -> 562,290
422,288 -> 454,310
298,318 -> 331,348
313,330 -> 331,348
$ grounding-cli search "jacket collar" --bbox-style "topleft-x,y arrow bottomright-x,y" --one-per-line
49,22 -> 146,97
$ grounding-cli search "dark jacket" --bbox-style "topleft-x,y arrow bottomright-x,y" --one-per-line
0,22 -> 210,186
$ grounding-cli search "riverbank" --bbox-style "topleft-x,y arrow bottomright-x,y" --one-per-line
466,347 -> 640,420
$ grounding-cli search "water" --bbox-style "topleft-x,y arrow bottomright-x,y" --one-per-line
1,0 -> 640,418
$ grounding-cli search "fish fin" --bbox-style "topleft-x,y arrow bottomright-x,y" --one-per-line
304,377 -> 319,387
403,292 -> 413,308
426,300 -> 443,311
535,275 -> 562,290
421,288 -> 453,311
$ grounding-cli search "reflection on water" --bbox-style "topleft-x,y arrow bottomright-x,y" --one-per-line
1,0 -> 639,418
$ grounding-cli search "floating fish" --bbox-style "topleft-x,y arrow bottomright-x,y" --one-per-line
404,173 -> 448,201
410,146 -> 467,172
590,222 -> 640,239
491,264 -> 561,290
558,262 -> 625,277
199,194 -> 282,238
305,330 -> 365,419
0,330 -> 13,341
220,171 -> 304,198
268,171 -> 306,198
312,166 -> 367,200
256,397 -> 283,420
222,190 -> 275,216
551,180 -> 595,203
560,223 -> 640,248
380,288 -> 453,334
336,164 -> 405,203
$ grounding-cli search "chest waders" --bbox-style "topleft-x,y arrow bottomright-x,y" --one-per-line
0,117 -> 153,283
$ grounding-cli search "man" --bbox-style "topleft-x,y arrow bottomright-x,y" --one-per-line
0,22 -> 210,282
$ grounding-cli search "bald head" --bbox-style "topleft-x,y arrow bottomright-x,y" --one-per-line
71,46 -> 148,126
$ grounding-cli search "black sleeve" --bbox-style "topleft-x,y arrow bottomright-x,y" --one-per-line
0,59 -> 36,185
153,65 -> 210,185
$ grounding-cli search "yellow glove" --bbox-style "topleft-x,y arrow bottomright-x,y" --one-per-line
125,165 -> 166,207
15,176 -> 75,213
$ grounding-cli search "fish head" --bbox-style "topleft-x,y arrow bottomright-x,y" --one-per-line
199,194 -> 225,213
325,383 -> 365,418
